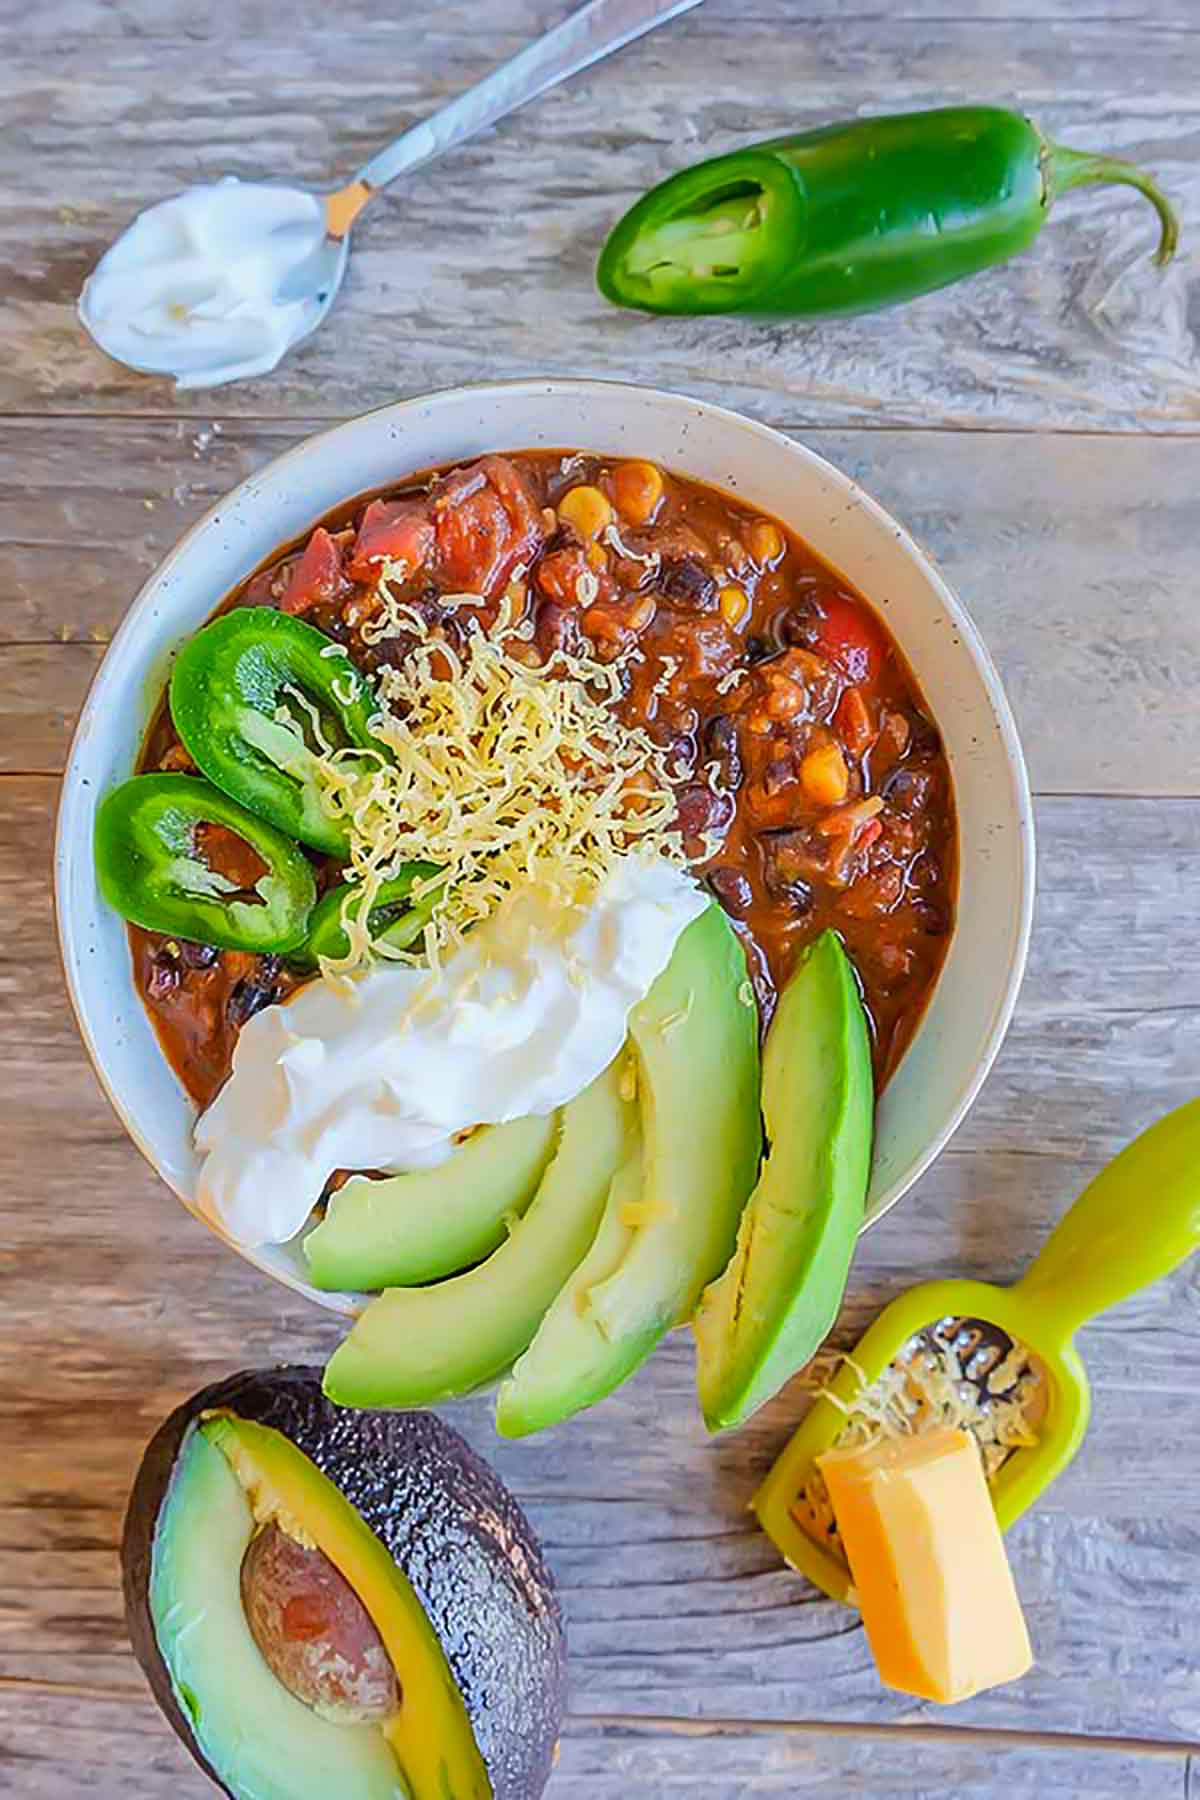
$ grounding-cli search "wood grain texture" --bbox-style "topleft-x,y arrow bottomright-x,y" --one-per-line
0,3 -> 1195,429
6,777 -> 1200,1758
1,1694 -> 1192,1800
6,420 -> 1200,801
4,1 -> 1200,1793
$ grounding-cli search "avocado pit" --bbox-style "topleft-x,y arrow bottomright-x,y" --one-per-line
240,1520 -> 400,1723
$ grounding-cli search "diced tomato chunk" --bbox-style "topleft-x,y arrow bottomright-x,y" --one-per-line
433,455 -> 544,598
349,500 -> 435,584
814,593 -> 886,685
279,527 -> 344,615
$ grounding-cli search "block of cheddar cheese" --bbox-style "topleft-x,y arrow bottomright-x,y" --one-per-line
817,1425 -> 1032,1703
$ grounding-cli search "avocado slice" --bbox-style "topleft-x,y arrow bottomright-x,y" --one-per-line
495,1114 -> 642,1437
304,1114 -> 558,1292
693,929 -> 873,1433
498,903 -> 762,1434
323,1059 -> 634,1408
147,1424 -> 406,1800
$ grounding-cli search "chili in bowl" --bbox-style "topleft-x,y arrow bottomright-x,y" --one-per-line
56,381 -> 1033,1341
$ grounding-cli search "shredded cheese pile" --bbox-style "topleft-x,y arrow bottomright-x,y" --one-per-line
793,1321 -> 1045,1564
312,573 -> 696,971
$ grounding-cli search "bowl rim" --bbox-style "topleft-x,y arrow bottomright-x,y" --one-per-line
55,375 -> 1035,1308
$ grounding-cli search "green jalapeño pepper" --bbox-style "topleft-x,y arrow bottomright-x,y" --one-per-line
95,773 -> 317,952
169,607 -> 383,856
291,862 -> 444,970
597,106 -> 1179,317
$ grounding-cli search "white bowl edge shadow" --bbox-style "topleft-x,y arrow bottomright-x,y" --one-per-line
55,378 -> 1035,1320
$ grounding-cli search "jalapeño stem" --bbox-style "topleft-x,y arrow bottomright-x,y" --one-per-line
1041,139 -> 1180,266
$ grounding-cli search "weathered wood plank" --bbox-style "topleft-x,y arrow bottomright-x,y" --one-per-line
0,645 -> 100,772
0,1691 -> 1191,1800
559,1719 -> 1195,1799
9,0 -> 1200,36
5,773 -> 1200,1748
5,421 -> 1200,801
0,5 -> 1195,429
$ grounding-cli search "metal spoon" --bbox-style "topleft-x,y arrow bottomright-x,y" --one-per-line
308,0 -> 703,297
81,0 -> 703,385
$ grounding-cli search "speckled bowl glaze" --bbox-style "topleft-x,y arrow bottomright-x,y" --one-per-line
56,379 -> 1034,1315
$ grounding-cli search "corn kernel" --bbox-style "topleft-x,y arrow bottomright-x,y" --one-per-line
613,460 -> 664,526
801,742 -> 850,807
558,484 -> 613,541
748,519 -> 785,566
719,584 -> 749,626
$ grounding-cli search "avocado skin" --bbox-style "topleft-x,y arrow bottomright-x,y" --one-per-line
122,1366 -> 566,1800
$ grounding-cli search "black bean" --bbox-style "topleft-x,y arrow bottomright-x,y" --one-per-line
534,600 -> 582,660
702,714 -> 743,790
706,866 -> 754,917
908,712 -> 942,756
907,851 -> 941,895
675,783 -> 735,841
649,723 -> 698,775
761,830 -> 818,909
744,635 -> 774,665
367,633 -> 422,671
882,768 -> 933,816
657,556 -> 718,612
227,957 -> 284,1029
914,900 -> 950,938
775,602 -> 820,648
761,755 -> 796,798
147,954 -> 180,1001
178,939 -> 219,971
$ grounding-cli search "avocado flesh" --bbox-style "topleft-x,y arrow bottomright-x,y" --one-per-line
498,904 -> 762,1434
323,1060 -> 633,1409
495,1113 -> 642,1438
693,929 -> 873,1433
202,1412 -> 491,1800
304,1114 -> 558,1292
149,1425 -> 406,1800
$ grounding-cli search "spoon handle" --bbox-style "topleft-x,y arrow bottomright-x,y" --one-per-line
354,0 -> 704,194
1014,1095 -> 1200,1338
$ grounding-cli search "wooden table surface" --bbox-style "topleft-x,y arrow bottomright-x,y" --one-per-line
3,1 -> 1199,1794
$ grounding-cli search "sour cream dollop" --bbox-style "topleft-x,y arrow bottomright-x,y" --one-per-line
78,179 -> 328,389
195,858 -> 709,1249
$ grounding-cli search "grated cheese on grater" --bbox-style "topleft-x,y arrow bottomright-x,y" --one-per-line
792,1322 -> 1045,1565
308,573 -> 692,974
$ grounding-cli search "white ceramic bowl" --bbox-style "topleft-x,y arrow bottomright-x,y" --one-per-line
56,379 -> 1034,1317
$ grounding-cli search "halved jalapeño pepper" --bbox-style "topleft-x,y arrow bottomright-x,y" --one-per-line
169,607 -> 382,856
95,774 -> 317,953
293,863 -> 443,970
597,107 -> 1179,317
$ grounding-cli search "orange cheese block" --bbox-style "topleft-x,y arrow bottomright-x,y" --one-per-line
817,1426 -> 1033,1703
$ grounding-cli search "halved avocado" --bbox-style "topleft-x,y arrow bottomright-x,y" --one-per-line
303,1114 -> 559,1292
498,903 -> 762,1434
323,1060 -> 632,1408
693,930 -> 873,1432
123,1368 -> 566,1800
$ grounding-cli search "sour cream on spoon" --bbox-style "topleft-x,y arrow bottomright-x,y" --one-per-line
78,182 -> 330,390
194,856 -> 707,1250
